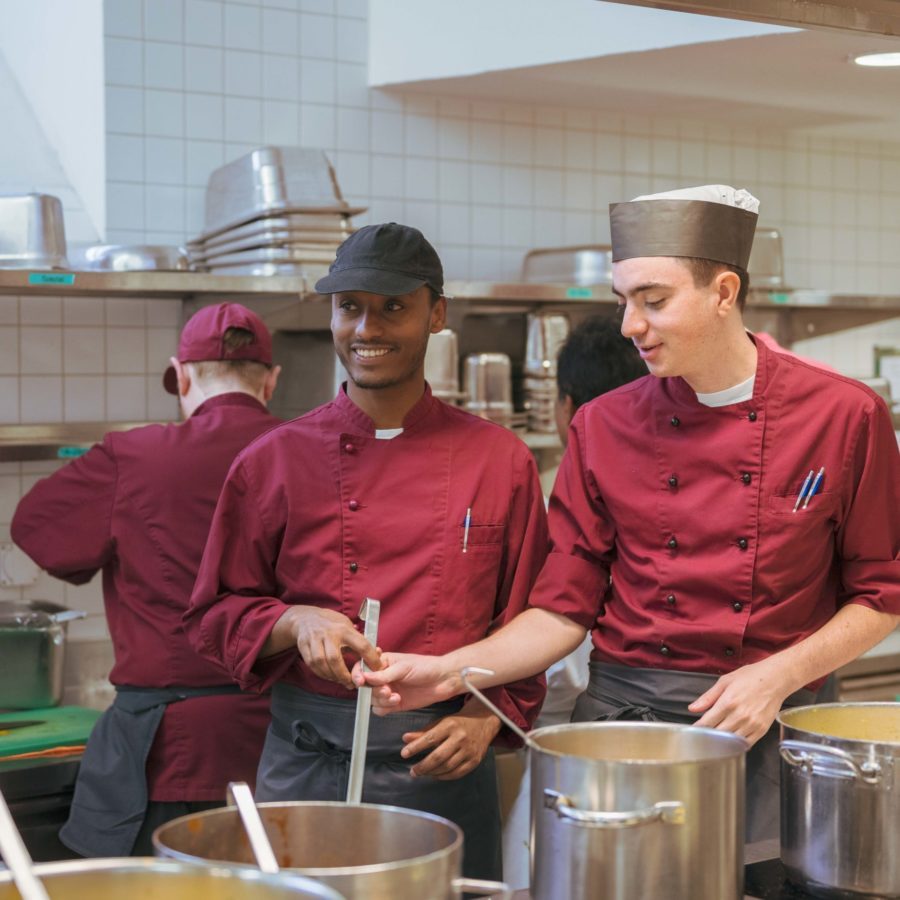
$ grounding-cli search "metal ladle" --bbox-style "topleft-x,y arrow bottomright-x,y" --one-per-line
460,666 -> 539,750
227,781 -> 280,875
0,786 -> 50,900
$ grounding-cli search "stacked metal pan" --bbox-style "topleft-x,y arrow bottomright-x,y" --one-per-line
187,147 -> 365,279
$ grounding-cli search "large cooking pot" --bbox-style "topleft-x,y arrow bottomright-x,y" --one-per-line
779,702 -> 900,898
0,857 -> 345,898
153,801 -> 510,899
529,721 -> 746,900
0,600 -> 85,709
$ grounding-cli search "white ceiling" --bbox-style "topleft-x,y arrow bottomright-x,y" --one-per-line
395,27 -> 900,142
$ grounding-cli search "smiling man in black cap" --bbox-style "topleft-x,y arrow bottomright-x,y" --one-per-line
185,223 -> 548,881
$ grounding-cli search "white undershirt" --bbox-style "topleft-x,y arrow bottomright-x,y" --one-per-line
375,427 -> 404,440
695,374 -> 755,408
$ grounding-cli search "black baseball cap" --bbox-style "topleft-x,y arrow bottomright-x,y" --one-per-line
314,222 -> 444,296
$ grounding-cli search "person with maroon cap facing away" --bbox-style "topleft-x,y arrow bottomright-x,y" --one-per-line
12,302 -> 282,859
185,223 -> 548,882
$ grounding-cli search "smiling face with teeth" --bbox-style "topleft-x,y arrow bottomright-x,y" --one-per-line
331,286 -> 447,414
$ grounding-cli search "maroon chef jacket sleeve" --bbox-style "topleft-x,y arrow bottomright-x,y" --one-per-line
834,397 -> 900,614
528,409 -> 615,630
11,440 -> 117,583
185,456 -> 293,692
475,449 -> 549,744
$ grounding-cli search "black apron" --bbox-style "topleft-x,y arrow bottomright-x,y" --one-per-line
571,662 -> 819,844
59,684 -> 243,858
257,683 -> 502,882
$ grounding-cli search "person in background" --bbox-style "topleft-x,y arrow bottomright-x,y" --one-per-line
502,314 -> 647,887
184,223 -> 548,882
11,303 -> 282,857
359,185 -> 900,843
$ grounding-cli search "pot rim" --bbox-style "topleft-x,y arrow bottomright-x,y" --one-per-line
526,720 -> 748,763
777,701 -> 900,749
153,800 -> 464,876
0,856 -> 343,896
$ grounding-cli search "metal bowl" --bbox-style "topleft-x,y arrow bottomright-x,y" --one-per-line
76,244 -> 190,272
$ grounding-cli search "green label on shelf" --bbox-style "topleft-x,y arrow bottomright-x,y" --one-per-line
565,287 -> 594,299
770,292 -> 790,305
57,446 -> 89,459
29,272 -> 75,286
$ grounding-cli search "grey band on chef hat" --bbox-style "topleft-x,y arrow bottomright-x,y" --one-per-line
610,185 -> 759,270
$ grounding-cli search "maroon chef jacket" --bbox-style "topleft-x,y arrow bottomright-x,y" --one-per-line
186,385 -> 548,739
529,336 -> 900,681
11,393 -> 280,801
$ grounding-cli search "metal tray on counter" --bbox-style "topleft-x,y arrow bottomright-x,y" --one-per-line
197,246 -> 337,268
187,213 -> 354,252
203,146 -> 365,238
189,233 -> 342,264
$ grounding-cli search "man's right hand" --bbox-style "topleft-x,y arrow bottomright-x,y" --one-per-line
352,652 -> 462,712
267,605 -> 382,689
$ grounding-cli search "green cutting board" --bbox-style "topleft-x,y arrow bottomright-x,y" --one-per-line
0,706 -> 102,757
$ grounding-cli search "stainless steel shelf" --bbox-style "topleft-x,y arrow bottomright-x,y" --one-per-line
0,422 -> 165,462
0,269 -> 308,299
3,270 -> 900,346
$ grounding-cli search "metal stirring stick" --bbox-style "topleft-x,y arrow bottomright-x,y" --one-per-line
0,787 -> 50,900
346,597 -> 381,804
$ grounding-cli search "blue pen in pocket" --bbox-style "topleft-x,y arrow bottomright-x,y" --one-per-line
801,467 -> 825,509
792,469 -> 815,513
462,507 -> 472,553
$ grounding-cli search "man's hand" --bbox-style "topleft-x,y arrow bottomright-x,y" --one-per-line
400,704 -> 501,780
278,606 -> 382,689
352,652 -> 461,713
689,656 -> 793,746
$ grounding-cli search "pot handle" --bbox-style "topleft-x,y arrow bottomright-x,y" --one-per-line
543,789 -> 685,829
780,740 -> 882,785
452,878 -> 512,899
48,610 -> 87,624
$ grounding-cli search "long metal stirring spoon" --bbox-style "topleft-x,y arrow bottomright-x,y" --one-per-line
227,781 -> 280,875
0,787 -> 50,900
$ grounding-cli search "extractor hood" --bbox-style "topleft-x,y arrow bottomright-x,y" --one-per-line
608,0 -> 900,37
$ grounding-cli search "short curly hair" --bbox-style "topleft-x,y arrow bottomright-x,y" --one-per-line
557,315 -> 647,410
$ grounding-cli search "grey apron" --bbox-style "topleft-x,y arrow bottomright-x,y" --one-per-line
59,683 -> 243,858
257,683 -> 502,882
572,662 -> 819,844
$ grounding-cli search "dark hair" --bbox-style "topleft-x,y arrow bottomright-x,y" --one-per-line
192,327 -> 271,389
557,315 -> 647,410
680,258 -> 750,311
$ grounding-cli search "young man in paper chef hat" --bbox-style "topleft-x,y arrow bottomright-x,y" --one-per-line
359,186 -> 900,841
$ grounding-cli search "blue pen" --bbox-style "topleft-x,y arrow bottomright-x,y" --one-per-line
462,507 -> 472,553
792,469 -> 814,513
802,467 -> 825,509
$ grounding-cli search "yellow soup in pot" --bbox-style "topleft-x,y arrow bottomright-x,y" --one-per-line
781,704 -> 900,743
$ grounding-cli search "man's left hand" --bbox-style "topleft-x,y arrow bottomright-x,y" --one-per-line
400,706 -> 502,781
689,656 -> 795,746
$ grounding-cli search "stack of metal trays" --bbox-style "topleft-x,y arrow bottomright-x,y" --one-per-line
187,147 -> 366,278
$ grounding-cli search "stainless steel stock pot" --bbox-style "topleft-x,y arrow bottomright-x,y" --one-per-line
0,857 -> 345,899
528,721 -> 746,900
779,702 -> 900,898
153,801 -> 510,899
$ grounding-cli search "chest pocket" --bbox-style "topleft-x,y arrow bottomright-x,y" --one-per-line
455,523 -> 505,630
764,490 -> 839,559
767,490 -> 838,519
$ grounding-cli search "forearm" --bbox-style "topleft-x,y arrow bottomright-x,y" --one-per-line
767,604 -> 899,695
439,608 -> 586,695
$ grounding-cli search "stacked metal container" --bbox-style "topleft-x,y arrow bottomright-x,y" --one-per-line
523,313 -> 570,433
186,147 -> 365,280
